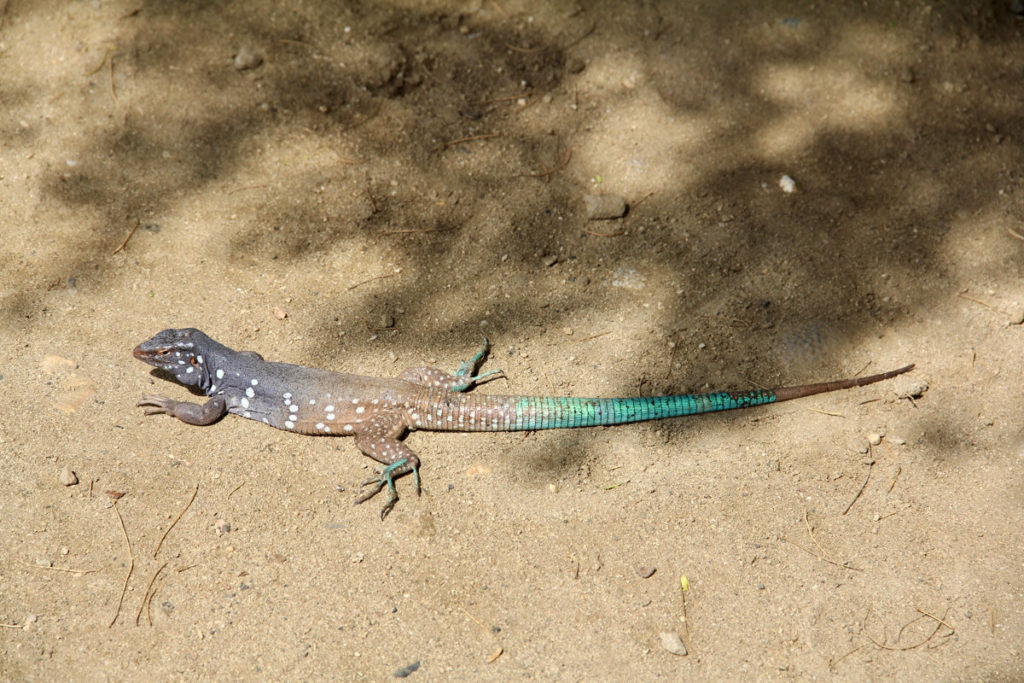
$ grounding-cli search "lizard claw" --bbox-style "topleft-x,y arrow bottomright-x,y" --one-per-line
352,457 -> 416,519
137,395 -> 176,415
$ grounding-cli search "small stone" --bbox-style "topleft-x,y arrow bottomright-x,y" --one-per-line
350,552 -> 365,563
233,47 -> 263,71
583,194 -> 628,220
567,57 -> 586,74
867,432 -> 883,446
59,466 -> 78,486
848,438 -> 870,454
214,519 -> 231,535
1005,306 -> 1024,326
636,566 -> 656,578
659,631 -> 687,656
381,313 -> 395,329
779,175 -> 797,193
22,614 -> 38,632
542,254 -> 559,267
273,306 -> 288,320
895,378 -> 928,399
393,661 -> 420,678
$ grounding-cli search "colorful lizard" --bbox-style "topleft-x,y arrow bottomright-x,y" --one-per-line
134,328 -> 914,518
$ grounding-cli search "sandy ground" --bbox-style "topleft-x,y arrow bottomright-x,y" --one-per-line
2,0 -> 1023,679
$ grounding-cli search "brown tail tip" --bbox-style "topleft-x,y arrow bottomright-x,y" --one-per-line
773,363 -> 915,402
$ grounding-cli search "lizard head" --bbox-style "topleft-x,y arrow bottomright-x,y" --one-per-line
133,328 -> 213,388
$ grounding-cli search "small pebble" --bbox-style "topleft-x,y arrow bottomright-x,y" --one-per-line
659,631 -> 687,656
583,194 -> 627,220
895,378 -> 928,399
22,614 -> 38,632
273,306 -> 288,320
1006,306 -> 1024,326
636,566 -> 657,579
393,661 -> 420,678
867,432 -> 883,446
566,57 -> 586,74
542,254 -> 559,267
214,519 -> 231,535
233,47 -> 263,71
59,466 -> 78,486
779,175 -> 797,193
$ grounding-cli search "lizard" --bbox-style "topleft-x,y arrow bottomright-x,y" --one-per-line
133,328 -> 914,519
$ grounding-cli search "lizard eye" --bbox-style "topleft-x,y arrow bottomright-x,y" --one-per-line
189,356 -> 198,366
158,348 -> 170,356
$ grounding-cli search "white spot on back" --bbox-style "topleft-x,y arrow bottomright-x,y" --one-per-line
216,369 -> 224,379
251,378 -> 258,386
356,406 -> 365,414
241,397 -> 250,409
289,405 -> 298,414
285,420 -> 295,430
246,387 -> 255,398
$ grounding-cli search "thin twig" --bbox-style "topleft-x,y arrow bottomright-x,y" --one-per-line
917,607 -> 955,632
146,586 -> 158,627
84,46 -> 117,76
958,292 -> 995,309
109,501 -> 133,628
581,228 -> 626,237
806,407 -> 844,418
1007,226 -> 1024,241
573,331 -> 611,343
22,562 -> 99,575
505,42 -> 544,53
347,273 -> 396,290
441,132 -> 500,149
153,482 -> 198,559
458,603 -> 504,663
227,184 -> 269,195
112,219 -> 141,254
227,481 -> 246,498
135,562 -> 167,626
108,52 -> 118,103
887,465 -> 901,494
563,22 -> 597,49
863,607 -> 950,651
380,226 -> 455,235
783,537 -> 859,571
842,459 -> 874,515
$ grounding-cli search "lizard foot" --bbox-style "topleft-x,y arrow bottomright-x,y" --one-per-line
450,338 -> 505,390
137,395 -> 179,416
352,458 -> 420,520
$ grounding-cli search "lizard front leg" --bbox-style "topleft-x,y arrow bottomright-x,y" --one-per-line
137,395 -> 228,426
352,410 -> 419,519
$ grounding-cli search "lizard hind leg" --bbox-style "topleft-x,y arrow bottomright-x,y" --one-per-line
352,411 -> 420,520
399,338 -> 504,392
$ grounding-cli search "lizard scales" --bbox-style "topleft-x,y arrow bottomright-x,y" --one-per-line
134,328 -> 914,518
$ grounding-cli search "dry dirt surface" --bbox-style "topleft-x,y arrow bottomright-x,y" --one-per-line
2,0 -> 1024,679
